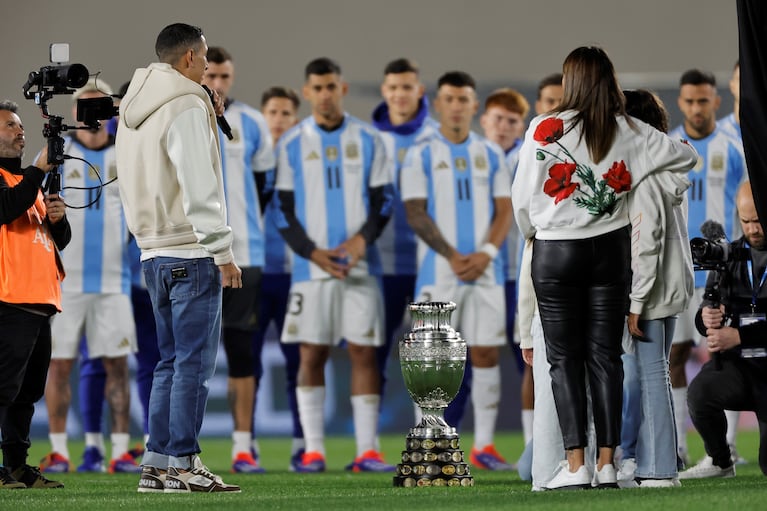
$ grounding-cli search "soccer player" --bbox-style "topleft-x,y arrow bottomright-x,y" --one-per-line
371,58 -> 438,406
257,85 -> 305,469
202,46 -> 275,474
401,71 -> 514,470
479,87 -> 531,446
273,57 -> 394,473
669,69 -> 748,466
41,79 -> 138,474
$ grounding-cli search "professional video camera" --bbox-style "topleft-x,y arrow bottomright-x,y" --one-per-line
690,220 -> 749,272
21,43 -> 118,193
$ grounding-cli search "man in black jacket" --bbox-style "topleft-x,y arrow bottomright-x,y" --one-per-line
0,100 -> 70,489
681,181 -> 767,479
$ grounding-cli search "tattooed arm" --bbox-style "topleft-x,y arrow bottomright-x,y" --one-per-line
405,198 -> 470,279
404,198 -> 455,258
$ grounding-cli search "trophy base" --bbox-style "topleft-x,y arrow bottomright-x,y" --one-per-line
393,426 -> 474,487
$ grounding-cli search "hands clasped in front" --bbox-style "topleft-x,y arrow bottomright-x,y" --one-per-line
449,250 -> 491,283
310,233 -> 366,280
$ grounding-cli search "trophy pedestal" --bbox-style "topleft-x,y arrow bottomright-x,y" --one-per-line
393,416 -> 474,487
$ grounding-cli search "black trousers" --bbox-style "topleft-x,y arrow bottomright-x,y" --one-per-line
532,227 -> 630,450
0,303 -> 52,469
688,357 -> 767,475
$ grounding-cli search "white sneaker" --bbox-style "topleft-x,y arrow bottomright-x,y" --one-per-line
617,458 -> 636,482
592,463 -> 618,488
165,456 -> 241,493
637,478 -> 681,488
545,461 -> 592,490
678,456 -> 735,480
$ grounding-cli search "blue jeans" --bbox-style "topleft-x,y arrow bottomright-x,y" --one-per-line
620,352 -> 641,459
634,317 -> 678,478
141,257 -> 221,469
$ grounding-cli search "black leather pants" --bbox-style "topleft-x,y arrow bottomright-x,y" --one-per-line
532,227 -> 630,450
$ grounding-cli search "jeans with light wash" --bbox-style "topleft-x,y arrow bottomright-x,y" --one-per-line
620,352 -> 641,459
634,317 -> 678,479
141,257 -> 222,470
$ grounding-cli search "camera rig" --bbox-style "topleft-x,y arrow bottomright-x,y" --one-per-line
690,221 -> 751,368
22,55 -> 118,194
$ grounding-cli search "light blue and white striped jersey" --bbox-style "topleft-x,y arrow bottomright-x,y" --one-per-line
670,123 -> 748,287
718,112 -> 742,141
400,131 -> 512,292
498,139 -> 523,282
220,100 -> 275,268
377,118 -> 439,276
59,136 -> 131,294
275,114 -> 392,282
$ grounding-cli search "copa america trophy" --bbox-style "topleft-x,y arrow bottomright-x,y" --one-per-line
393,301 -> 474,487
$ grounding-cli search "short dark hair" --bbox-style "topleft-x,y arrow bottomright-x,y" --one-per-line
305,58 -> 341,80
437,71 -> 476,90
537,73 -> 563,99
680,69 -> 716,88
624,89 -> 669,134
207,46 -> 233,64
261,86 -> 300,110
155,23 -> 204,64
0,100 -> 19,113
384,58 -> 420,76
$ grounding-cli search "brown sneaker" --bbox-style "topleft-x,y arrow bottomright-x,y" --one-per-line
0,467 -> 26,489
137,465 -> 166,493
164,456 -> 241,493
10,465 -> 63,489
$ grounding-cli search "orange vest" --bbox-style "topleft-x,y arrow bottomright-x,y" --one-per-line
0,167 -> 64,311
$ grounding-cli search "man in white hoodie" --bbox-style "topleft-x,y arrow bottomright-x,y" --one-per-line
116,22 -> 241,494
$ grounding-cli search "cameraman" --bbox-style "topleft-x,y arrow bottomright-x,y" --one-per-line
0,100 -> 70,488
680,181 -> 767,479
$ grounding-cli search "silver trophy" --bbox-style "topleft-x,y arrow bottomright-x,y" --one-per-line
393,301 -> 473,487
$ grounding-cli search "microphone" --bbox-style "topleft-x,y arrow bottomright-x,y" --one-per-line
201,85 -> 234,141
700,220 -> 726,242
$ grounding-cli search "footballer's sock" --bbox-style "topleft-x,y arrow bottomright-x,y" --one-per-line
351,394 -> 380,456
472,366 -> 501,450
297,386 -> 326,456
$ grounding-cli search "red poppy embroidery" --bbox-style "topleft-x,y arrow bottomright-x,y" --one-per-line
533,117 -> 565,146
602,160 -> 632,193
543,163 -> 578,204
534,116 -> 632,216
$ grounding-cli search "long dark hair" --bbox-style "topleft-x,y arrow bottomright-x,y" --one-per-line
555,46 -> 628,163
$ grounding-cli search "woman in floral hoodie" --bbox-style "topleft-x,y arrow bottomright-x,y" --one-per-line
511,46 -> 697,490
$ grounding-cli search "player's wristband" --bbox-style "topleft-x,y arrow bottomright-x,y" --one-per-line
480,242 -> 499,260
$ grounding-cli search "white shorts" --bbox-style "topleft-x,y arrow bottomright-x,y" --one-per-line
52,292 -> 137,359
280,276 -> 384,347
415,283 -> 506,347
671,287 -> 705,345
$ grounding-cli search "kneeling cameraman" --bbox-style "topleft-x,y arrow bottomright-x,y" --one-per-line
681,181 -> 767,479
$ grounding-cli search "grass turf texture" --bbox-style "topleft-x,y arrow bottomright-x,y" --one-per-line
5,430 -> 764,510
